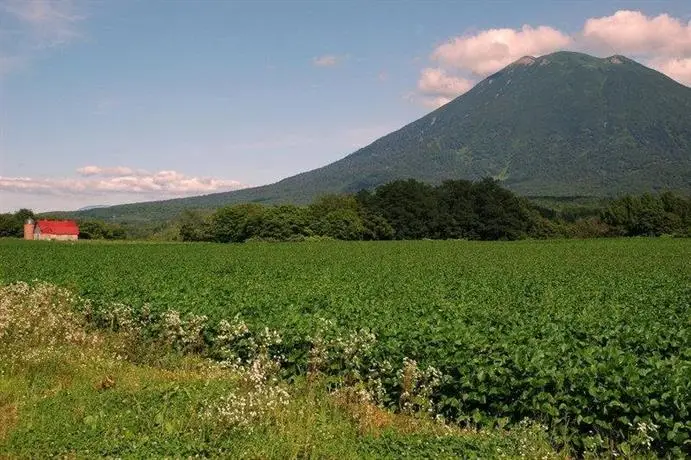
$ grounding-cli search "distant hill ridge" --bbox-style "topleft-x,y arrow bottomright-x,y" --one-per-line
66,51 -> 691,222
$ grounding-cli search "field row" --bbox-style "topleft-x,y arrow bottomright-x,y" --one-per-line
1,238 -> 689,454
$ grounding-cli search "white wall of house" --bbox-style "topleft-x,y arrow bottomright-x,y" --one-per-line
33,230 -> 78,241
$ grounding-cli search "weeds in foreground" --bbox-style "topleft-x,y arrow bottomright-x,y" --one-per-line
0,282 -> 662,458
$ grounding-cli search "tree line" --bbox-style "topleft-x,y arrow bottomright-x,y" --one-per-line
178,179 -> 691,242
0,209 -> 36,238
3,179 -> 689,242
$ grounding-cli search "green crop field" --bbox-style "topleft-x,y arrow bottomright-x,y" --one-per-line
1,238 -> 690,456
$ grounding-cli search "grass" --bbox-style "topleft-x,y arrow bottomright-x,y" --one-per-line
0,282 -> 561,459
1,237 -> 688,456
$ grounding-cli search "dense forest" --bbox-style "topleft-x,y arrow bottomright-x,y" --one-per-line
4,179 -> 688,242
176,179 -> 691,242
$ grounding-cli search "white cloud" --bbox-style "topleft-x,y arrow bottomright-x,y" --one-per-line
0,166 -> 247,197
415,67 -> 474,108
432,25 -> 572,76
411,24 -> 571,107
583,10 -> 691,57
76,165 -> 142,177
411,10 -> 691,107
649,57 -> 691,85
418,68 -> 473,97
418,67 -> 473,97
421,96 -> 453,109
312,54 -> 343,67
582,10 -> 691,87
403,91 -> 453,109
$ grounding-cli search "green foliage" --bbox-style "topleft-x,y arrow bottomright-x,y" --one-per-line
368,180 -> 439,240
0,208 -> 35,237
359,423 -> 558,459
358,178 -> 534,240
178,210 -> 212,242
211,203 -> 265,243
185,179 -> 546,242
0,282 -> 560,459
78,220 -> 127,240
2,365 -> 556,459
0,238 -> 689,455
24,187 -> 691,242
14,209 -> 35,227
258,205 -> 312,241
603,192 -> 691,236
0,213 -> 18,237
468,178 -> 531,240
310,208 -> 365,241
309,194 -> 360,216
360,211 -> 394,241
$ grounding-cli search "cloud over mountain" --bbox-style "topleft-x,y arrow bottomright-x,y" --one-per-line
432,25 -> 572,76
583,10 -> 691,85
583,10 -> 691,57
414,10 -> 691,107
0,166 -> 246,197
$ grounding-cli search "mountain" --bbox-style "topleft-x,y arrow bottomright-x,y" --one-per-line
77,205 -> 109,211
69,51 -> 691,222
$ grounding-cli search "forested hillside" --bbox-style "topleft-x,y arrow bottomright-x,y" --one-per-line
60,51 -> 691,223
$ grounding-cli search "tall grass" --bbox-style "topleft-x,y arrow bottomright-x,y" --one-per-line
0,282 -> 562,458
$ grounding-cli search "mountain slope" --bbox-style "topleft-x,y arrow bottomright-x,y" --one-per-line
70,51 -> 691,221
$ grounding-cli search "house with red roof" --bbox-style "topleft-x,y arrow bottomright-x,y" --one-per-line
25,219 -> 80,241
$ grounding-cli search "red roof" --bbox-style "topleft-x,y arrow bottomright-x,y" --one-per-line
36,220 -> 80,236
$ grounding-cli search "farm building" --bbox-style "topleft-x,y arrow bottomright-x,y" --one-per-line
24,219 -> 79,241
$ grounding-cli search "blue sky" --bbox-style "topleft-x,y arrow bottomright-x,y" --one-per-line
1,0 -> 690,212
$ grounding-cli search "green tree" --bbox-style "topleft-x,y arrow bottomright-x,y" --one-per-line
0,214 -> 17,237
311,208 -> 365,240
0,209 -> 35,238
78,220 -> 127,240
470,178 -> 531,240
309,194 -> 359,218
211,204 -> 265,243
372,179 -> 439,240
603,193 -> 691,236
178,210 -> 212,242
258,205 -> 311,241
360,211 -> 394,240
435,180 -> 477,239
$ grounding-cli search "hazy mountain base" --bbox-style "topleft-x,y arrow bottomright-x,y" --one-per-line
0,282 -> 563,459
